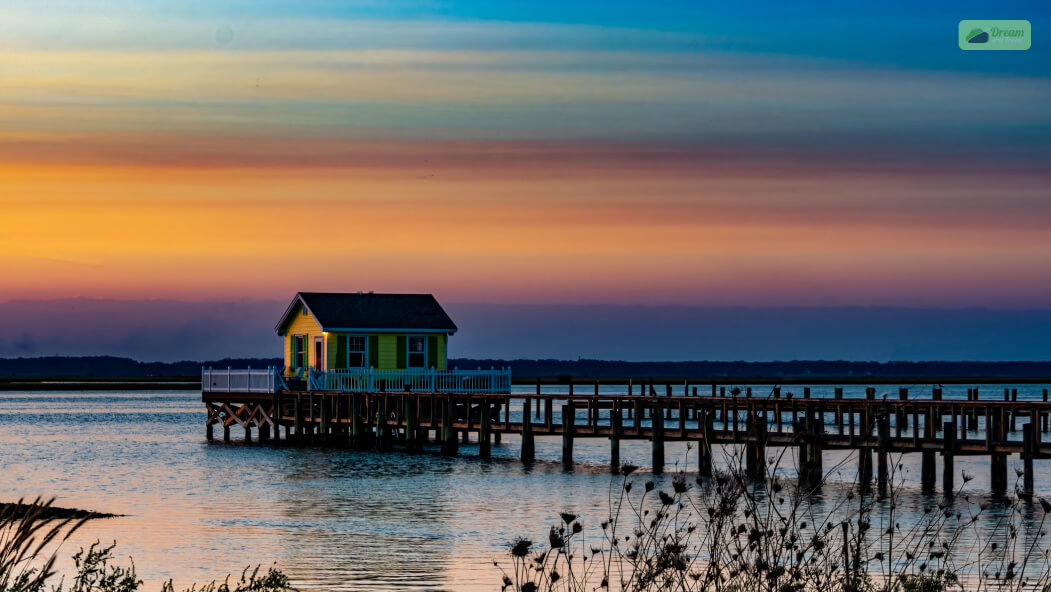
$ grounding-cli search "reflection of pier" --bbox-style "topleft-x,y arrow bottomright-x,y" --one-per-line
203,378 -> 1051,498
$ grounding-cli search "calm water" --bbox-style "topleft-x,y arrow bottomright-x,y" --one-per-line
2,385 -> 1050,590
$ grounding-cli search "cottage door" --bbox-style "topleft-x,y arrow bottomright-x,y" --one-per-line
314,337 -> 324,371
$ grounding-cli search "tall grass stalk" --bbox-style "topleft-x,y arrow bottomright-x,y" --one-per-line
0,498 -> 295,592
499,444 -> 1051,592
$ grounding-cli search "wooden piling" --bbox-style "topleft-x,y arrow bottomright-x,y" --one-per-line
877,412 -> 889,498
990,408 -> 1007,493
943,420 -> 955,496
747,411 -> 767,480
699,409 -> 713,477
652,401 -> 665,474
921,407 -> 935,492
406,396 -> 419,453
479,401 -> 492,460
375,396 -> 390,451
610,400 -> 621,473
294,394 -> 302,440
441,397 -> 458,455
799,407 -> 823,489
319,394 -> 329,443
521,398 -> 535,462
1023,421 -> 1035,496
562,404 -> 574,468
350,394 -> 361,448
897,388 -> 908,434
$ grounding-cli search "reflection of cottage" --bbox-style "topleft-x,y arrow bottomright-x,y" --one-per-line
275,292 -> 458,376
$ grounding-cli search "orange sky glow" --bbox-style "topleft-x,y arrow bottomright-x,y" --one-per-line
1,4 -> 1049,308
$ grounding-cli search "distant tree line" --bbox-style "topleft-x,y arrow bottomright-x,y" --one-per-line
1,356 -> 1050,378
451,358 -> 1051,379
0,356 -> 283,377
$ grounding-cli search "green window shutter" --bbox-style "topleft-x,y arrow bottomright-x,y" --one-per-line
396,335 -> 407,369
427,335 -> 438,369
368,335 -> 379,368
332,335 -> 344,369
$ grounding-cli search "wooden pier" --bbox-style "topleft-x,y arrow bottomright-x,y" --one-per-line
203,380 -> 1051,497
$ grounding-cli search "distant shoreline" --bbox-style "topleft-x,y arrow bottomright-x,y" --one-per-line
0,501 -> 119,520
3,355 -> 1051,389
2,375 -> 1051,391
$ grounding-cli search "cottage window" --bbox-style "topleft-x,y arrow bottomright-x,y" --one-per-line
407,336 -> 426,368
292,335 -> 306,370
347,336 -> 367,367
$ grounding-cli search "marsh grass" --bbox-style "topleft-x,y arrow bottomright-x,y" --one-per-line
499,445 -> 1051,592
0,498 -> 294,592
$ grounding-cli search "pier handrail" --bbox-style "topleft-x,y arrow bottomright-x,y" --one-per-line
308,366 -> 511,394
202,366 -> 283,393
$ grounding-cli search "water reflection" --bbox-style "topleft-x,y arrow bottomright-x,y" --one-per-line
1,389 -> 1050,590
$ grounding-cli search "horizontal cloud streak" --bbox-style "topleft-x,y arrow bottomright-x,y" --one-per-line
0,0 -> 1048,309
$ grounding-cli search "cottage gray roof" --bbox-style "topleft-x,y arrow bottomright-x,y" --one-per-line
276,292 -> 457,334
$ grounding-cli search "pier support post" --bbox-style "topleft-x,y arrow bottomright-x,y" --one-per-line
406,396 -> 419,453
921,408 -> 936,492
652,401 -> 665,474
562,404 -> 574,469
480,401 -> 492,461
350,394 -> 361,448
441,397 -> 458,455
1023,421 -> 1035,497
294,394 -> 302,441
746,412 -> 767,480
610,400 -> 621,473
877,412 -> 889,498
244,423 -> 252,443
699,409 -> 713,477
223,423 -> 231,443
859,448 -> 872,494
206,421 -> 213,442
319,394 -> 329,444
798,407 -> 823,489
521,398 -> 535,463
943,421 -> 955,496
376,396 -> 391,451
897,388 -> 909,434
990,409 -> 1007,494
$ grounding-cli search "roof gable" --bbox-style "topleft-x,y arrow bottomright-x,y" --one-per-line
275,292 -> 457,335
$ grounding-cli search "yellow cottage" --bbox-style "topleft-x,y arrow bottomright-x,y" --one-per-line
275,292 -> 457,377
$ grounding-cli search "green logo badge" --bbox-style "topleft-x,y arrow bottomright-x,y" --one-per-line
959,20 -> 1031,50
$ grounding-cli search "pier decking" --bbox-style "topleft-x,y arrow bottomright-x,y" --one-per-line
203,377 -> 1051,497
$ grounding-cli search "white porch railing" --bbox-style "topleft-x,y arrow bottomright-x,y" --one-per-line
202,366 -> 287,393
308,367 -> 511,394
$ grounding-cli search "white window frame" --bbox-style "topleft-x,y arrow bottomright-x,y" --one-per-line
406,335 -> 427,369
292,334 -> 306,370
346,334 -> 368,368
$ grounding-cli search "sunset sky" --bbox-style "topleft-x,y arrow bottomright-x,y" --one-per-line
2,0 -> 1049,310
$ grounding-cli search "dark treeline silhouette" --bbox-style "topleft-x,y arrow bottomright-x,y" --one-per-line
1,356 -> 1050,379
450,358 -> 1051,379
0,356 -> 283,377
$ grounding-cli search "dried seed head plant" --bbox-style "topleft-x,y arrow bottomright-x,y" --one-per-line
497,444 -> 1051,592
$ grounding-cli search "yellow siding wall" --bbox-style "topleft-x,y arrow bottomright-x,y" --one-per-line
378,334 -> 397,369
282,303 -> 323,373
